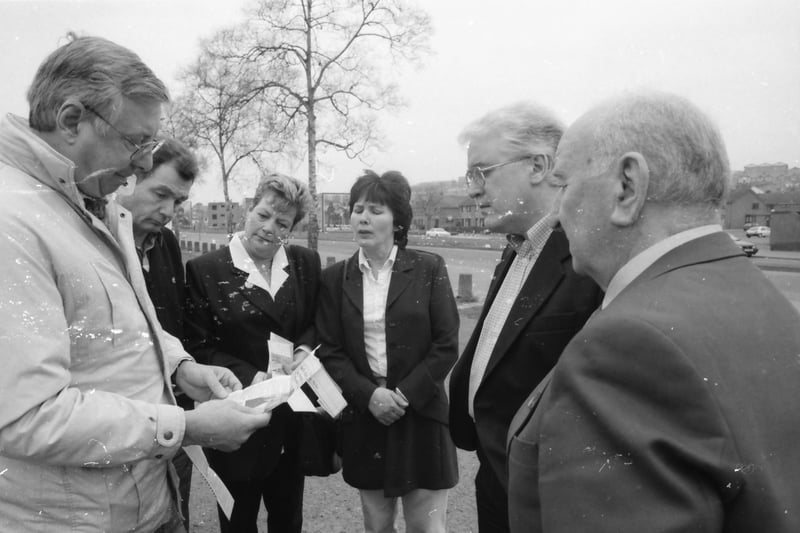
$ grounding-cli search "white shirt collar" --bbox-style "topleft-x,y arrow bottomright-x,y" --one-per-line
358,244 -> 398,274
603,224 -> 722,309
229,233 -> 289,298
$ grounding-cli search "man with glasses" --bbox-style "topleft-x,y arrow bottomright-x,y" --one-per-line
0,35 -> 271,532
449,102 -> 602,532
507,91 -> 800,533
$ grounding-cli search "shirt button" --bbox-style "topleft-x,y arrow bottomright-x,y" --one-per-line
164,431 -> 173,440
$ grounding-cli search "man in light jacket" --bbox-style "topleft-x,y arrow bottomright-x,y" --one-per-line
0,35 -> 271,532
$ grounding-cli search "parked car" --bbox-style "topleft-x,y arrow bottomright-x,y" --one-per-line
730,233 -> 758,257
425,227 -> 451,237
745,225 -> 771,238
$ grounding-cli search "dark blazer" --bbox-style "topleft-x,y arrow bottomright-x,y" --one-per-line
507,232 -> 800,533
141,227 -> 192,409
449,229 -> 602,489
184,244 -> 321,481
316,248 -> 459,496
142,228 -> 185,338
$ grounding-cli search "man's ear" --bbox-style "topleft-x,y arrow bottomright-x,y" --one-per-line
54,100 -> 86,145
529,154 -> 554,186
610,152 -> 649,227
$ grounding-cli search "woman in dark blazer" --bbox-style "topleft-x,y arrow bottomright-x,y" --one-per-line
184,172 -> 319,533
316,170 -> 460,533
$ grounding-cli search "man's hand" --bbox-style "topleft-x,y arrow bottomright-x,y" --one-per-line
368,387 -> 408,426
183,399 -> 271,451
175,361 -> 242,402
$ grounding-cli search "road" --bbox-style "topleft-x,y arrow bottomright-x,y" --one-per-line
304,239 -> 800,310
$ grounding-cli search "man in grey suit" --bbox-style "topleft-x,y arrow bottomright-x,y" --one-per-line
507,91 -> 800,532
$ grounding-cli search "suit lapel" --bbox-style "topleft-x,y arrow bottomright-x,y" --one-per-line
484,247 -> 514,315
482,232 -> 569,379
340,251 -> 369,368
386,249 -> 414,310
342,251 -> 364,314
507,368 -> 555,456
229,256 -> 289,326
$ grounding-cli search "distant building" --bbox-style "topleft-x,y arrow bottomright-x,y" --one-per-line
413,194 -> 463,230
318,192 -> 351,230
770,209 -> 800,251
743,162 -> 789,180
724,187 -> 800,249
732,162 -> 800,191
725,188 -> 771,228
315,177 -> 483,233
459,197 -> 485,232
726,188 -> 800,229
206,201 -> 246,231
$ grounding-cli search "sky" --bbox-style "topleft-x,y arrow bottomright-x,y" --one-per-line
1,0 -> 798,203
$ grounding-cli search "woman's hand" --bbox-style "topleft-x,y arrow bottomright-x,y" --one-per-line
368,387 -> 408,426
251,371 -> 270,385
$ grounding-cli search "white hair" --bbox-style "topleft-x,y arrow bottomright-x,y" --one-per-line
458,101 -> 565,157
585,91 -> 730,208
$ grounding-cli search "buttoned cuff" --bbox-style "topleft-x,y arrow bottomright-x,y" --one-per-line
152,404 -> 186,459
170,355 -> 194,377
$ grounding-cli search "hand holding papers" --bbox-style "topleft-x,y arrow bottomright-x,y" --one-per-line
226,374 -> 292,411
287,350 -> 347,418
267,332 -> 294,375
226,344 -> 347,418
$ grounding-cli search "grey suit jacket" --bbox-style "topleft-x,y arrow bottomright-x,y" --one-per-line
507,231 -> 800,532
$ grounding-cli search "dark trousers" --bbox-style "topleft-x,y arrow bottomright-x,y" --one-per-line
217,452 -> 305,533
475,460 -> 510,533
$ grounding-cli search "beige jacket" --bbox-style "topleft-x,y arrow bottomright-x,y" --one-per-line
0,114 -> 190,532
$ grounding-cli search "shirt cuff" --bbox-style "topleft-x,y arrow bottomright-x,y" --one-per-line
395,387 -> 409,403
152,404 -> 186,459
171,355 -> 193,377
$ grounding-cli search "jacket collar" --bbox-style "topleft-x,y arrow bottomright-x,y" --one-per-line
622,231 -> 744,298
0,114 -> 84,210
479,230 -> 571,379
229,233 -> 289,299
603,224 -> 723,309
343,247 -> 416,312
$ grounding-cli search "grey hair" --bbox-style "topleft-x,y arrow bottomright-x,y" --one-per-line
585,91 -> 730,208
252,172 -> 313,227
457,101 -> 565,157
27,34 -> 169,133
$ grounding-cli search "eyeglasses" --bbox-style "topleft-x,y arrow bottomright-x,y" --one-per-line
465,155 -> 534,188
83,104 -> 163,161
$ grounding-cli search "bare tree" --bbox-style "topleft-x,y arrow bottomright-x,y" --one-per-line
214,0 -> 432,250
168,29 -> 294,235
412,188 -> 443,230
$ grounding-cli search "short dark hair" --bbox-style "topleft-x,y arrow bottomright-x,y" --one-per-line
349,170 -> 412,249
140,138 -> 198,182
